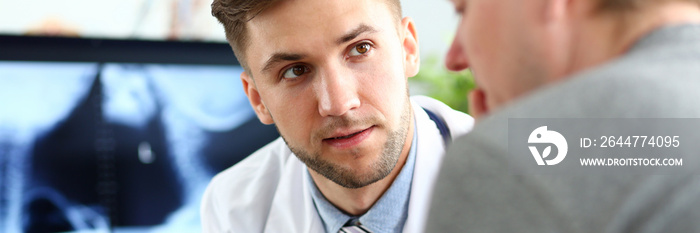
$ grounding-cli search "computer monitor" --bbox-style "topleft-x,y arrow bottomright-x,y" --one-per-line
0,12 -> 279,233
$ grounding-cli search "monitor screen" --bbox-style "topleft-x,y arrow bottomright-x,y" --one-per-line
0,33 -> 279,233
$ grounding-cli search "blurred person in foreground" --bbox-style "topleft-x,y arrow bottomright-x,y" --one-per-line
200,0 -> 474,232
427,0 -> 700,232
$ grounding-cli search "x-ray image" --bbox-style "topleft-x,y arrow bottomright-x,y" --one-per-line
0,61 -> 279,232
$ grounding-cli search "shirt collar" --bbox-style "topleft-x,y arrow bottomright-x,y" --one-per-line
306,119 -> 418,233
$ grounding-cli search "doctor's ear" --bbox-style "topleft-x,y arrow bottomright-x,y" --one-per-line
241,72 -> 275,125
401,16 -> 420,78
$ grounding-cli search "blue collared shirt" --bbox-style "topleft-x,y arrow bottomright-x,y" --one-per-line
306,123 -> 418,233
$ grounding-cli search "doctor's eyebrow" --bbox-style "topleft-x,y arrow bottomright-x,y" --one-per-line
337,24 -> 379,45
260,24 -> 379,74
261,53 -> 307,74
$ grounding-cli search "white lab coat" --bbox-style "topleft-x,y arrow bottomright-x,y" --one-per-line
201,96 -> 474,233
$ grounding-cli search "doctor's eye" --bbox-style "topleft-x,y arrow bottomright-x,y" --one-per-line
349,42 -> 373,57
281,65 -> 310,79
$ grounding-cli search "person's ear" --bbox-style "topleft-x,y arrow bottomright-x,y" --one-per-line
241,72 -> 274,125
401,17 -> 420,78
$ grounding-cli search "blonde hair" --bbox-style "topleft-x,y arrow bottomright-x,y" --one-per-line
597,0 -> 700,12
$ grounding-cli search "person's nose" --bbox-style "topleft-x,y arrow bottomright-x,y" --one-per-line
445,38 -> 470,71
316,65 -> 360,117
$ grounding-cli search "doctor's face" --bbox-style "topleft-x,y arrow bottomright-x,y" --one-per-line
240,0 -> 419,188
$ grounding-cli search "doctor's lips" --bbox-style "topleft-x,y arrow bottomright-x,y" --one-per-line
322,126 -> 375,149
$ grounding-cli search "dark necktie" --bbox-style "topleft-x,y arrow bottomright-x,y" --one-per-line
339,219 -> 373,233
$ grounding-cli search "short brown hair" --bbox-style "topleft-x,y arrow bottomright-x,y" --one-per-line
211,0 -> 402,72
597,0 -> 700,12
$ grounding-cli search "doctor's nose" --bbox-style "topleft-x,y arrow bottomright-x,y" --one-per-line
316,67 -> 360,117
445,38 -> 470,72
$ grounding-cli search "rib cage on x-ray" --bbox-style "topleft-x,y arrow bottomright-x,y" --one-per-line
0,61 -> 279,232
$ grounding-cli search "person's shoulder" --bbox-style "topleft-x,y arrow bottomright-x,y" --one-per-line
201,137 -> 293,231
209,136 -> 291,191
410,95 -> 474,137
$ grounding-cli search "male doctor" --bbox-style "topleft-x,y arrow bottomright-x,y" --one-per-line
201,0 -> 473,232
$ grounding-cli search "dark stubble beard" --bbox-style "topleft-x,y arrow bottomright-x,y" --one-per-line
282,97 -> 412,189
